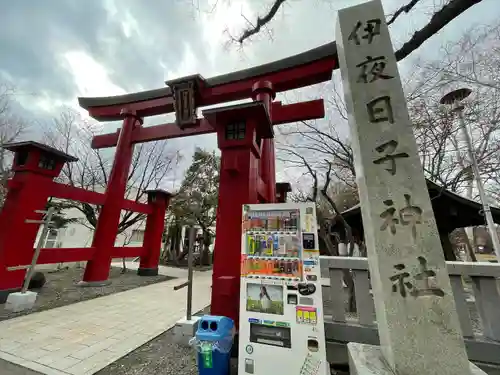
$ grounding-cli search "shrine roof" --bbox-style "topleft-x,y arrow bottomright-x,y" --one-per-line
339,179 -> 500,233
3,141 -> 78,162
78,42 -> 337,110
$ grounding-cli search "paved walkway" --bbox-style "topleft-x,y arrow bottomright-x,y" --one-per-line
0,266 -> 212,375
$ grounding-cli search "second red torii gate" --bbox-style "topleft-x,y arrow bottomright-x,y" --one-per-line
78,45 -> 339,325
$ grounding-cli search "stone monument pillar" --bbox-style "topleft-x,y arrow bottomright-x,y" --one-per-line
335,1 -> 485,375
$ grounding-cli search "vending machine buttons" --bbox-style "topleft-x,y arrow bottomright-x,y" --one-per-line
302,233 -> 316,249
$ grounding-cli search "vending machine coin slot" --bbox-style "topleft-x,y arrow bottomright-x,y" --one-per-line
287,294 -> 298,305
299,297 -> 314,305
307,339 -> 319,352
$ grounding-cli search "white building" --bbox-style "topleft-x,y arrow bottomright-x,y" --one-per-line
41,205 -> 147,250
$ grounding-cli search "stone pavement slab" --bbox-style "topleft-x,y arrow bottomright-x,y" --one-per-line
0,270 -> 212,375
111,261 -> 191,279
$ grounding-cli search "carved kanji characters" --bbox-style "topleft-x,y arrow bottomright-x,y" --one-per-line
356,55 -> 394,83
348,19 -> 382,45
373,140 -> 409,175
367,96 -> 394,124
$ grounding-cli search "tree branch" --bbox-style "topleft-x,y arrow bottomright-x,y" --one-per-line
233,0 -> 483,67
235,0 -> 287,44
395,0 -> 484,62
387,0 -> 421,26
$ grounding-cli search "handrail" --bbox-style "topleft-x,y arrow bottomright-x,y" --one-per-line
319,256 -> 500,277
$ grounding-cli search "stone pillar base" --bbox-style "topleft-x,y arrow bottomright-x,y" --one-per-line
0,288 -> 20,304
347,343 -> 487,375
173,316 -> 201,347
137,267 -> 159,276
5,291 -> 38,312
77,280 -> 112,287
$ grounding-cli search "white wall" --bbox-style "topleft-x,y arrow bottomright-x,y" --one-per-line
33,205 -> 148,271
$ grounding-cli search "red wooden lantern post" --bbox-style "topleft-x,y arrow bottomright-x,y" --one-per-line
203,101 -> 274,326
0,142 -> 77,302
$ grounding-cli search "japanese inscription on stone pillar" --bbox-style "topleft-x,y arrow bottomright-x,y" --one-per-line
335,1 -> 470,375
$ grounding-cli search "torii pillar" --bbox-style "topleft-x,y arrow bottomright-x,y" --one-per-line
253,82 -> 277,203
82,109 -> 142,285
203,101 -> 274,327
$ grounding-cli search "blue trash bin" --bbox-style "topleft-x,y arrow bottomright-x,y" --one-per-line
190,315 -> 234,375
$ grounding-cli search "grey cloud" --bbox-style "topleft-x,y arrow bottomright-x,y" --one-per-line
0,1 -> 109,101
84,0 -> 211,93
0,0 -> 212,106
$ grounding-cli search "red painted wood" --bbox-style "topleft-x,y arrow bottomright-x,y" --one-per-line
88,97 -> 174,120
139,191 -> 172,271
91,99 -> 324,149
121,199 -> 152,214
36,247 -> 96,264
257,176 -> 268,202
84,59 -> 334,121
49,182 -> 152,214
111,246 -> 144,258
253,81 -> 276,203
271,99 -> 324,124
208,108 -> 271,328
50,183 -> 106,205
83,113 -> 139,283
0,146 -> 69,291
203,59 -> 334,108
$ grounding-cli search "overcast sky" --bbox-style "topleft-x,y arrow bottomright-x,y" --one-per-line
1,0 -> 498,189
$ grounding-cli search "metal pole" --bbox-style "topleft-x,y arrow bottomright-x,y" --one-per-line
21,207 -> 56,293
186,226 -> 197,320
454,103 -> 500,262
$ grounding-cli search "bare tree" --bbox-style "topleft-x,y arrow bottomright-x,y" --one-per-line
415,21 -> 500,201
43,108 -> 182,234
0,82 -> 29,204
279,19 -> 500,263
221,0 -> 484,67
421,21 -> 500,259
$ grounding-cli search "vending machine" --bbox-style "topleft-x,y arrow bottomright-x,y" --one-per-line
238,202 -> 328,375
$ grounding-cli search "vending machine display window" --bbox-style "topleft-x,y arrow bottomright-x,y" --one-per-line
246,283 -> 284,315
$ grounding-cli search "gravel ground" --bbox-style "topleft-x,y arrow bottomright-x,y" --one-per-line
94,286 -> 489,375
95,307 -> 237,375
0,266 -> 173,321
96,306 -> 340,375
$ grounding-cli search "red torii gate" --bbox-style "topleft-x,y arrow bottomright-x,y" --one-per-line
77,42 -> 340,326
